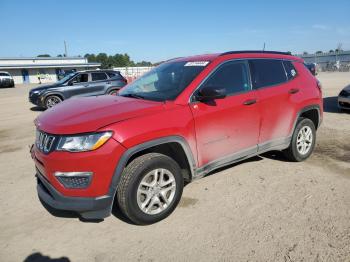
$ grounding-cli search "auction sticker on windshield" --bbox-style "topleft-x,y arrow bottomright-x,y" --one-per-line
184,61 -> 209,66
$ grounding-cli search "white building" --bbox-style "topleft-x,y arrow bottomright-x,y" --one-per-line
0,57 -> 100,84
113,66 -> 153,78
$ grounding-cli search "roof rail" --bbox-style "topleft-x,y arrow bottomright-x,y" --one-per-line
220,50 -> 292,56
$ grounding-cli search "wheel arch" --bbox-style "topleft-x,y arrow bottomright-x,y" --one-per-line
109,136 -> 196,195
42,92 -> 65,102
106,86 -> 121,94
291,105 -> 321,135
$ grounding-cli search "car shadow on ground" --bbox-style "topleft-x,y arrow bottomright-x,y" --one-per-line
24,252 -> 70,262
260,151 -> 290,162
30,106 -> 45,112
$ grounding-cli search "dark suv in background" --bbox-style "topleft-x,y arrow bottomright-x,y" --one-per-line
29,70 -> 127,109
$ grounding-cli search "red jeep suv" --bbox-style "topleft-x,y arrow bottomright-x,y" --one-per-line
31,51 -> 323,224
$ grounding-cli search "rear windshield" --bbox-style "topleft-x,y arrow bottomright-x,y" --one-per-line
0,73 -> 10,76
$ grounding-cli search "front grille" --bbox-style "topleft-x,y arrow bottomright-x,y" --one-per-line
36,130 -> 56,153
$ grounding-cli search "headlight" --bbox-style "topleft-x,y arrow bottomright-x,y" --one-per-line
57,131 -> 113,152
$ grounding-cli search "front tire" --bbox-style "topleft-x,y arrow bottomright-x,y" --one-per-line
45,95 -> 62,109
117,153 -> 183,225
283,118 -> 316,162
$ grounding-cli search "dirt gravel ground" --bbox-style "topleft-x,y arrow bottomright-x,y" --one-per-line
0,72 -> 349,262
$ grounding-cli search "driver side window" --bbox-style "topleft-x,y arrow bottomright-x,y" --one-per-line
71,73 -> 89,84
202,61 -> 251,96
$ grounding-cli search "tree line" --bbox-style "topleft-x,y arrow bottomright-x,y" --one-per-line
84,53 -> 153,68
36,53 -> 153,68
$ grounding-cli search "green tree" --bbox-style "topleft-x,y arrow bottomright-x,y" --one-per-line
84,53 -> 153,68
37,54 -> 51,57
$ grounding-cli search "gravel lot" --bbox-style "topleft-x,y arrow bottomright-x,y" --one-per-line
0,73 -> 349,262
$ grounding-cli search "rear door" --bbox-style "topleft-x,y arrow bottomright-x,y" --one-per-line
249,59 -> 299,148
86,72 -> 110,95
190,60 -> 260,167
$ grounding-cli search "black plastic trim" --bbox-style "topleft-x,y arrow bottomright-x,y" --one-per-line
220,50 -> 292,56
36,173 -> 113,219
109,136 -> 196,193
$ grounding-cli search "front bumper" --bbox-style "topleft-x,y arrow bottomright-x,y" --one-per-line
37,172 -> 113,219
338,96 -> 350,109
31,137 -> 126,219
29,93 -> 42,106
0,78 -> 14,87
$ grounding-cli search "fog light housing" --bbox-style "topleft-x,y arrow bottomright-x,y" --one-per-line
54,172 -> 93,189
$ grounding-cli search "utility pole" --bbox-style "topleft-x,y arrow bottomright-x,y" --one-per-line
263,42 -> 266,51
64,40 -> 68,57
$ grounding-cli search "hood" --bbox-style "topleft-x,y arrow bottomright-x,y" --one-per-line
30,83 -> 62,92
35,96 -> 164,134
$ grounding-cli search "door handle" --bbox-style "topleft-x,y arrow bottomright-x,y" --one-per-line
243,99 -> 257,105
288,88 -> 299,94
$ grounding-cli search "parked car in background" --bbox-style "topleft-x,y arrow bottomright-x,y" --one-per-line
0,71 -> 15,88
338,84 -> 350,111
31,51 -> 323,224
29,70 -> 127,109
305,63 -> 317,75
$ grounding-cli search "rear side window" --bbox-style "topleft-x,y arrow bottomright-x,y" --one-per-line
91,72 -> 108,81
283,61 -> 297,80
202,61 -> 251,96
249,59 -> 287,89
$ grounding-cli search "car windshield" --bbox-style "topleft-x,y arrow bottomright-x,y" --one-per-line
118,61 -> 208,101
56,72 -> 76,84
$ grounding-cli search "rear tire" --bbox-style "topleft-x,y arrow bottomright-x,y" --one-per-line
117,153 -> 183,225
283,118 -> 316,162
45,95 -> 62,109
108,89 -> 118,95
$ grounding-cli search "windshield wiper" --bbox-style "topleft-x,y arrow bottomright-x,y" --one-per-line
119,93 -> 145,99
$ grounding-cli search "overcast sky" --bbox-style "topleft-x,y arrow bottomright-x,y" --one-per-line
1,0 -> 350,62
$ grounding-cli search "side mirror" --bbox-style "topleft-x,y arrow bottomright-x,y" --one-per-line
196,85 -> 226,101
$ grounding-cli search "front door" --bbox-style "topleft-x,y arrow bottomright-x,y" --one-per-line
190,60 -> 260,167
65,73 -> 90,98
